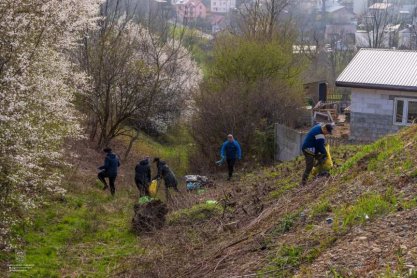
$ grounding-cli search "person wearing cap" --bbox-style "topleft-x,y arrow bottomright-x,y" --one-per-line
301,123 -> 333,185
98,148 -> 120,196
220,134 -> 242,181
135,156 -> 151,197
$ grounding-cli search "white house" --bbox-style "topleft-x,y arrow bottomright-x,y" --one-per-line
211,0 -> 236,13
174,0 -> 207,20
336,49 -> 417,141
398,26 -> 417,49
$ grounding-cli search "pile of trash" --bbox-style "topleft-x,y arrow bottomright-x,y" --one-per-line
184,175 -> 214,191
131,199 -> 168,234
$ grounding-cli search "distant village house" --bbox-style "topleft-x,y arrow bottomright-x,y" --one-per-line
174,0 -> 207,20
211,0 -> 236,13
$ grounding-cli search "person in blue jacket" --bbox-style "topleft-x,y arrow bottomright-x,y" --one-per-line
220,134 -> 242,181
301,123 -> 333,185
98,148 -> 120,196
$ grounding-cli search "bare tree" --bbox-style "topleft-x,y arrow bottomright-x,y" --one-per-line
234,0 -> 290,40
363,1 -> 400,48
76,0 -> 199,150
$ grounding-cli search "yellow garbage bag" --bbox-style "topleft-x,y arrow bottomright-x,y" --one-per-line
148,180 -> 158,198
311,144 -> 333,176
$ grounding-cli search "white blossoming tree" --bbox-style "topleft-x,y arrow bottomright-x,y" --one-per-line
77,0 -> 200,150
0,0 -> 101,251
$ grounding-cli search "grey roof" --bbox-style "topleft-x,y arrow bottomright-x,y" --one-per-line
336,49 -> 417,92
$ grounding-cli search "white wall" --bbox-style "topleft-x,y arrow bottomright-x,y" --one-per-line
349,88 -> 417,141
351,88 -> 417,116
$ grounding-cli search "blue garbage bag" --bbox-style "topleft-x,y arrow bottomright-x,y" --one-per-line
186,181 -> 202,190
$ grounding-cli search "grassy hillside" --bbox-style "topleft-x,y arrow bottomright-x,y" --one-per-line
123,126 -> 417,277
4,126 -> 417,277
120,127 -> 194,177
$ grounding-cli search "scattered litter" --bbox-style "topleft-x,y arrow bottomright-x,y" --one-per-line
138,195 -> 153,205
364,214 -> 370,220
206,200 -> 217,205
184,175 -> 213,191
300,211 -> 307,222
326,217 -> 333,224
187,181 -> 201,190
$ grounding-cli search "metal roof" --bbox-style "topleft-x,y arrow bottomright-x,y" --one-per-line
336,48 -> 417,92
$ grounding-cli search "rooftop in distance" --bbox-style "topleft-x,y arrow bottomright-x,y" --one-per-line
336,48 -> 417,92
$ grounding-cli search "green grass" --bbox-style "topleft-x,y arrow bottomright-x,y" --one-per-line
310,199 -> 332,218
337,135 -> 403,174
400,197 -> 417,210
333,193 -> 396,232
261,237 -> 339,277
10,188 -> 143,277
329,268 -> 348,277
167,202 -> 222,225
259,245 -> 303,277
122,125 -> 195,177
269,180 -> 299,199
271,213 -> 299,235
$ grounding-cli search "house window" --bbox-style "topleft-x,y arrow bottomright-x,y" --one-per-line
394,98 -> 417,125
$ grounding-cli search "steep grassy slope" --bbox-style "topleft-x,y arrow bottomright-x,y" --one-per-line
123,126 -> 417,278
5,126 -> 417,277
3,134 -> 196,277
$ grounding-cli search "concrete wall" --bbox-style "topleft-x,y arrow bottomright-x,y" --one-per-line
275,124 -> 307,161
350,112 -> 400,141
350,88 -> 416,141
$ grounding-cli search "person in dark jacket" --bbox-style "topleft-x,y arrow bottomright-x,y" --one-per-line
153,158 -> 179,201
220,134 -> 242,181
301,123 -> 333,185
135,157 -> 151,196
98,148 -> 120,196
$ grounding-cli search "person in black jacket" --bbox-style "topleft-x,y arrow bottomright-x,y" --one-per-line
98,148 -> 120,196
153,157 -> 179,201
135,157 -> 151,196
